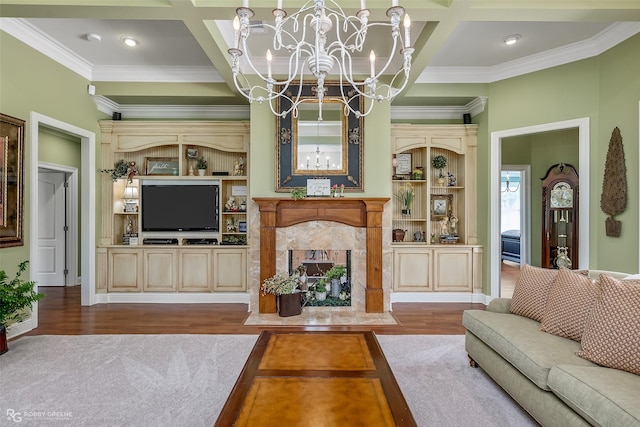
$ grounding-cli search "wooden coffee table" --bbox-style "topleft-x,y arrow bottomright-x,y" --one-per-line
215,330 -> 416,426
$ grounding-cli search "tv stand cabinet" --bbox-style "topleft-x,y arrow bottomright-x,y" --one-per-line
97,121 -> 249,298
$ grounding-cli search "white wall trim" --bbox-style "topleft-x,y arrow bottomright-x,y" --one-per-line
95,292 -> 250,304
390,292 -> 485,304
93,96 -> 250,120
38,162 -> 79,288
390,97 -> 487,121
490,117 -> 590,300
30,113 -> 97,312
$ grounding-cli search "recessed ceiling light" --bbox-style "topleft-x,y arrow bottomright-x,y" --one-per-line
84,33 -> 102,42
121,36 -> 139,47
504,34 -> 520,46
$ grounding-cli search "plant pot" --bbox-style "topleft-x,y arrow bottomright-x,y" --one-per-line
315,291 -> 327,301
401,209 -> 410,216
198,169 -> 206,176
331,278 -> 341,298
392,228 -> 406,242
278,292 -> 302,317
436,177 -> 446,186
0,325 -> 8,355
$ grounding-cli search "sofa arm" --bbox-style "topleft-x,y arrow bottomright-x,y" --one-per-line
487,298 -> 512,313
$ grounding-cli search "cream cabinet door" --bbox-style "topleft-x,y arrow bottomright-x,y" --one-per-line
107,248 -> 143,292
213,248 -> 247,292
143,249 -> 177,292
178,250 -> 212,292
393,248 -> 433,291
433,247 -> 472,292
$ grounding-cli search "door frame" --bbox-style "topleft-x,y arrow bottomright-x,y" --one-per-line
12,113 -> 97,338
500,165 -> 531,268
38,162 -> 79,287
490,118 -> 590,300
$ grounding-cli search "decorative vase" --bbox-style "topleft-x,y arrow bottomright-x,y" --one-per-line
278,292 -> 302,317
315,291 -> 327,301
437,177 -> 446,186
331,278 -> 341,298
401,208 -> 410,216
392,228 -> 406,242
198,169 -> 206,176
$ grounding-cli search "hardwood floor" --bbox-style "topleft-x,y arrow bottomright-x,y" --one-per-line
25,286 -> 485,336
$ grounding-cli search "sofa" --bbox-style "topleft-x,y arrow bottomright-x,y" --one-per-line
501,229 -> 521,263
463,266 -> 640,427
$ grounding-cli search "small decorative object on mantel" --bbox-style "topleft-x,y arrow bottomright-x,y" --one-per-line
600,126 -> 627,237
101,159 -> 129,182
290,188 -> 306,200
233,157 -> 245,176
447,172 -> 457,187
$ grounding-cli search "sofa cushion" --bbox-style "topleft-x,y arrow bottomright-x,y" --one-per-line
510,264 -> 559,322
463,310 -> 595,390
540,267 -> 601,342
576,274 -> 640,375
548,364 -> 640,427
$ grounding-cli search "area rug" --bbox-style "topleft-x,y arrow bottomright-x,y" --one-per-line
0,334 -> 537,426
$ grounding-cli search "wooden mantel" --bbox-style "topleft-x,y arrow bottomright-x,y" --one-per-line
253,197 -> 389,313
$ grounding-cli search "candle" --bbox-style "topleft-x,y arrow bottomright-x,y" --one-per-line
369,51 -> 375,78
360,0 -> 366,9
266,49 -> 273,78
233,16 -> 240,49
404,14 -> 411,47
277,0 -> 282,9
326,156 -> 330,168
243,0 -> 249,7
392,0 -> 398,6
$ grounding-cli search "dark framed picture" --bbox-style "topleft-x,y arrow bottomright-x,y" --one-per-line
145,157 -> 179,176
0,113 -> 25,247
430,194 -> 452,220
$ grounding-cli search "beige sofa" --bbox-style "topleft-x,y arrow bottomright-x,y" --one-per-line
463,269 -> 640,427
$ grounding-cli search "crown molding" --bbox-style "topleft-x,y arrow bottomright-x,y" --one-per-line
91,65 -> 223,83
93,96 -> 249,119
0,18 -> 94,80
391,96 -> 487,120
417,22 -> 640,84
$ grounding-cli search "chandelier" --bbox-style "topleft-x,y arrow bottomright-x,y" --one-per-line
227,0 -> 413,120
501,172 -> 520,193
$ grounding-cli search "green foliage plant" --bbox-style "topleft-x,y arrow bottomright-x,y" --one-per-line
325,265 -> 347,280
101,159 -> 129,182
431,155 -> 447,177
260,273 -> 299,296
290,188 -> 306,200
196,156 -> 208,169
394,182 -> 414,210
314,278 -> 327,293
0,261 -> 45,326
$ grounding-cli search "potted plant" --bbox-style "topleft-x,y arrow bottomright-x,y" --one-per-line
314,279 -> 328,301
196,156 -> 208,176
325,265 -> 346,298
432,155 -> 447,186
260,272 -> 301,317
0,261 -> 45,354
101,159 -> 130,182
395,182 -> 414,215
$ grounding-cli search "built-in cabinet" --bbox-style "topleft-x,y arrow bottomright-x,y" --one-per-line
98,121 -> 249,294
391,124 -> 482,294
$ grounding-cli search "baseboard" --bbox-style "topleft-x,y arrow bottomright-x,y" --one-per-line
95,292 -> 250,305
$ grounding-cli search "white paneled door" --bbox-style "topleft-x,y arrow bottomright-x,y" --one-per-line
38,171 -> 66,286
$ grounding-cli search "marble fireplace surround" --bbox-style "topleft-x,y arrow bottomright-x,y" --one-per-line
253,198 -> 389,314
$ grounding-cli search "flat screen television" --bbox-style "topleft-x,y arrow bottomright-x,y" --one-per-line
142,182 -> 219,232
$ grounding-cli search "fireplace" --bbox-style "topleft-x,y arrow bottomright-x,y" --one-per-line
289,249 -> 351,306
253,197 -> 389,313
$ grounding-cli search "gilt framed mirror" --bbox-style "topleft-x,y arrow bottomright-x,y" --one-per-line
276,82 -> 364,191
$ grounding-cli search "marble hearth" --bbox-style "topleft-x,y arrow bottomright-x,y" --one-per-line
251,198 -> 391,314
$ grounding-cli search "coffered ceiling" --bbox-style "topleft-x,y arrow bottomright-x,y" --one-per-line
1,1 -> 639,117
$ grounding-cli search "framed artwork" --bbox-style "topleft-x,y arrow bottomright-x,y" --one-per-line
0,113 -> 25,247
145,157 -> 179,175
395,153 -> 412,175
306,178 -> 331,196
430,194 -> 452,220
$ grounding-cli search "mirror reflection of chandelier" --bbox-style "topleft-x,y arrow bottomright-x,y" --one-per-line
227,0 -> 413,120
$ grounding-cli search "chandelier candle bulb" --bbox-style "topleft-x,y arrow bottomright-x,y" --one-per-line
243,0 -> 248,7
392,0 -> 399,6
361,0 -> 366,10
370,51 -> 375,77
404,14 -> 411,47
277,0 -> 282,9
266,49 -> 273,78
233,16 -> 240,49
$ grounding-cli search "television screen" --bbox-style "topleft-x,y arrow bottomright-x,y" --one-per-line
142,183 -> 219,232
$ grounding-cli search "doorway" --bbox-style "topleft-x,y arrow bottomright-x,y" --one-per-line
490,118 -> 591,300
499,166 -> 530,297
37,164 -> 79,287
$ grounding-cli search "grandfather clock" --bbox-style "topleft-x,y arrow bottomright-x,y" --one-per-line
541,163 -> 579,269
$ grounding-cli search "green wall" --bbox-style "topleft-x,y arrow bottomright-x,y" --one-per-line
0,31 -> 105,279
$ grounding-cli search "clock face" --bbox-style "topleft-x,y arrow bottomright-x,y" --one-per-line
550,182 -> 573,208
